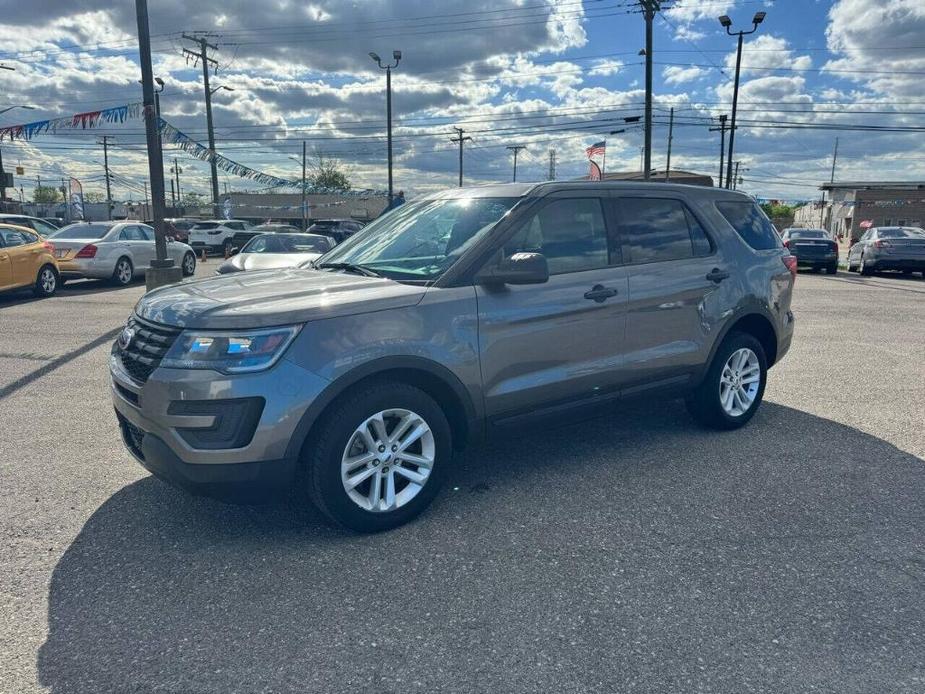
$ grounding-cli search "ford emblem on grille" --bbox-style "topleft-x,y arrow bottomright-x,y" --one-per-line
118,326 -> 136,350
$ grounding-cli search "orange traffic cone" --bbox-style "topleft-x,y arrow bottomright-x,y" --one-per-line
200,249 -> 207,263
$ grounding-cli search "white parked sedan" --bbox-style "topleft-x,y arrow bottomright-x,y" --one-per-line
215,232 -> 334,274
50,221 -> 197,285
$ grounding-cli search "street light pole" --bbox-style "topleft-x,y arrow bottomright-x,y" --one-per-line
709,114 -> 728,188
135,0 -> 178,288
719,11 -> 765,189
370,51 -> 401,204
639,0 -> 660,181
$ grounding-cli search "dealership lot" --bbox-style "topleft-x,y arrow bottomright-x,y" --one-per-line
1,271 -> 923,693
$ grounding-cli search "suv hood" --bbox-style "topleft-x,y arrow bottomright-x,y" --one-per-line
136,268 -> 427,329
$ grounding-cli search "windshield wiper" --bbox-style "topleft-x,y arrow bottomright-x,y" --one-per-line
315,261 -> 383,278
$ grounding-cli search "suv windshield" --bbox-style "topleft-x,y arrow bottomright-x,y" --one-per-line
317,197 -> 519,280
49,223 -> 112,239
878,227 -> 925,238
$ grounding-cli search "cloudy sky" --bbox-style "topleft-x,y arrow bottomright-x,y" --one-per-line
0,0 -> 923,204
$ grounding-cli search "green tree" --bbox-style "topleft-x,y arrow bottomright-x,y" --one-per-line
311,155 -> 351,191
33,186 -> 61,204
83,191 -> 105,203
181,192 -> 206,208
760,202 -> 795,219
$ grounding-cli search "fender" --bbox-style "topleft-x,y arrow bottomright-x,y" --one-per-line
694,306 -> 780,385
283,355 -> 483,460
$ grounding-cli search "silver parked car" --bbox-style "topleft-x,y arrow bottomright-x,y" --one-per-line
111,182 -> 795,532
216,233 -> 334,274
50,221 -> 197,285
847,226 -> 925,276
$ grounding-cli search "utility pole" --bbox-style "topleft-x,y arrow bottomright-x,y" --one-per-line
170,178 -> 176,208
172,158 -> 182,207
183,34 -> 220,217
719,12 -> 766,189
137,0 -> 177,287
732,161 -> 741,190
143,180 -> 149,220
506,145 -> 526,182
830,136 -> 839,184
548,149 -> 556,181
709,114 -> 728,188
664,107 -> 674,182
301,140 -> 308,231
99,136 -> 113,220
639,0 -> 660,181
451,127 -> 472,187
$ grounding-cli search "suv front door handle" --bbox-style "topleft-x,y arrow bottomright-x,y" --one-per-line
706,268 -> 730,283
584,285 -> 619,303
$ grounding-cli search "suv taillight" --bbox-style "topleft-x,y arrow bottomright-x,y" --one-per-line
874,239 -> 890,248
75,244 -> 97,258
782,255 -> 797,279
782,239 -> 790,248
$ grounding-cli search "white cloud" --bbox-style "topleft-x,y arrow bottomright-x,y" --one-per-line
588,59 -> 624,77
662,65 -> 707,86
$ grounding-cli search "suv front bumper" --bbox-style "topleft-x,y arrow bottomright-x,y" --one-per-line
110,350 -> 330,499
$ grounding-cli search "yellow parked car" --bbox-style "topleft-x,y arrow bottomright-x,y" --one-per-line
0,223 -> 60,297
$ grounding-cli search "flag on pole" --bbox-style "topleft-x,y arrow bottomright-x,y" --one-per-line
589,160 -> 602,181
585,141 -> 606,158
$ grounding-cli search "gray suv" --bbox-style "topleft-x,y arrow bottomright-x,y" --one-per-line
111,182 -> 795,532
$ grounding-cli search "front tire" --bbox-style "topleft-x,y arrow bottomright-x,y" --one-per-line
181,251 -> 196,277
304,381 -> 451,532
686,332 -> 767,430
33,264 -> 58,297
112,257 -> 134,286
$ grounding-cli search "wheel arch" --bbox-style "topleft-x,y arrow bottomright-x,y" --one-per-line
703,310 -> 780,380
285,356 -> 482,461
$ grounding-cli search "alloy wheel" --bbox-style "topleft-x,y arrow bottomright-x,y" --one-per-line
719,348 -> 761,417
340,408 -> 435,513
184,254 -> 195,275
40,268 -> 56,294
117,260 -> 132,284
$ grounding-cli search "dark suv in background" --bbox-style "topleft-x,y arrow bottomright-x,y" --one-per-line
112,182 -> 795,532
308,218 -> 364,244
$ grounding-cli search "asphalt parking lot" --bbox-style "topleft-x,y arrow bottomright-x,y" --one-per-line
1,268 -> 923,693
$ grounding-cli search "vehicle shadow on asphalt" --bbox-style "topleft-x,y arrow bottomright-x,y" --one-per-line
37,401 -> 925,693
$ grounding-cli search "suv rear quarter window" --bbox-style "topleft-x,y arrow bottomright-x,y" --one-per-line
615,197 -> 712,264
715,201 -> 782,250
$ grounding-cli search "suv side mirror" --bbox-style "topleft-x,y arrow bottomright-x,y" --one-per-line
478,252 -> 549,285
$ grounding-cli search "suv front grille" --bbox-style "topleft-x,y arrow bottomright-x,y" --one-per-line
117,316 -> 182,384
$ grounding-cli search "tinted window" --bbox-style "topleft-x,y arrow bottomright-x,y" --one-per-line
49,223 -> 112,240
504,198 -> 610,274
139,225 -> 155,241
0,229 -> 37,247
715,201 -> 781,250
119,226 -> 146,241
616,198 -> 709,264
191,222 -> 221,230
32,219 -> 58,236
790,230 -> 828,240
878,228 -> 924,239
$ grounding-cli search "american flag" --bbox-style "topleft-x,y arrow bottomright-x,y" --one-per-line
585,141 -> 606,158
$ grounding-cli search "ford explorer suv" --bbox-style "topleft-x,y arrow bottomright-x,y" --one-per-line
111,182 -> 796,532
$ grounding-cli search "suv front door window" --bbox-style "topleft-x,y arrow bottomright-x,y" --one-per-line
476,196 -> 629,418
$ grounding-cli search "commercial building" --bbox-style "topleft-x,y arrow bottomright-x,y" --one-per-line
794,181 -> 925,242
220,192 -> 389,225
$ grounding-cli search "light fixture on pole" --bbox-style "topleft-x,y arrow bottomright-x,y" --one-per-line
370,50 -> 401,204
719,11 -> 765,189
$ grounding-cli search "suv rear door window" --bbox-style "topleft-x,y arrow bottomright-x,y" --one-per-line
504,198 -> 610,274
715,201 -> 781,250
615,198 -> 711,264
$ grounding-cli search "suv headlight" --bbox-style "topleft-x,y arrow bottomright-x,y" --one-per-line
161,325 -> 301,374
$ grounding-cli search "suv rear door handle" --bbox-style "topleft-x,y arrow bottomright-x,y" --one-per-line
706,268 -> 730,283
584,285 -> 619,303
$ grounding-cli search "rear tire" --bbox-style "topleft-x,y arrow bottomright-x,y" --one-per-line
859,254 -> 873,276
686,332 -> 767,430
826,263 -> 838,275
112,257 -> 134,286
303,381 -> 451,532
33,264 -> 58,297
181,252 -> 196,277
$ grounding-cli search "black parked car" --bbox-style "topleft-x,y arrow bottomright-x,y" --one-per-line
228,223 -> 303,252
308,219 -> 364,244
780,228 -> 838,274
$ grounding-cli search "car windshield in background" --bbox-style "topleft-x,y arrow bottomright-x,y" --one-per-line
242,233 -> 331,254
191,222 -> 221,230
879,228 -> 925,238
317,197 -> 519,280
715,201 -> 782,251
252,225 -> 299,232
790,230 -> 829,240
49,223 -> 112,240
